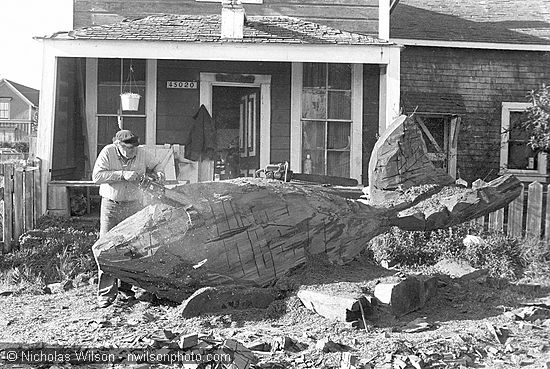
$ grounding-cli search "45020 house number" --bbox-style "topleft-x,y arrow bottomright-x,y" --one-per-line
166,81 -> 198,89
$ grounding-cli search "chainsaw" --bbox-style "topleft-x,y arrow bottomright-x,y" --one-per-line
136,174 -> 193,208
255,162 -> 293,182
255,162 -> 358,187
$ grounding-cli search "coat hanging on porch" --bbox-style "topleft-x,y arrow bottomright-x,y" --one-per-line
185,104 -> 217,161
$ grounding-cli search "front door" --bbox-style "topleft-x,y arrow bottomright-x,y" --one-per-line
212,86 -> 260,179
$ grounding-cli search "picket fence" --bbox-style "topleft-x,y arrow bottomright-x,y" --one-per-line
471,179 -> 550,242
0,162 -> 41,253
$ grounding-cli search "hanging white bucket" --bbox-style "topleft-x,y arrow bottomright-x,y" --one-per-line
120,92 -> 141,111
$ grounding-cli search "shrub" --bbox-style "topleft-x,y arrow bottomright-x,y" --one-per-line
522,84 -> 550,152
0,216 -> 99,291
0,141 -> 29,153
369,224 -> 482,266
461,233 -> 524,279
369,224 -> 536,280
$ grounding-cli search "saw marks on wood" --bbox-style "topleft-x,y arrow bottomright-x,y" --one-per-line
204,197 -> 306,285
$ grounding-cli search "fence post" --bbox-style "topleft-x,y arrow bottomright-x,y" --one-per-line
472,179 -> 486,228
3,164 -> 14,253
488,208 -> 504,233
13,168 -> 24,244
24,168 -> 35,231
33,158 -> 42,222
526,181 -> 543,238
508,183 -> 524,238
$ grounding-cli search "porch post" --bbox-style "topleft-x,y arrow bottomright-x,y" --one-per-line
350,64 -> 363,182
85,58 -> 98,167
290,62 -> 303,172
145,59 -> 157,145
36,44 -> 58,215
379,46 -> 401,134
259,82 -> 271,169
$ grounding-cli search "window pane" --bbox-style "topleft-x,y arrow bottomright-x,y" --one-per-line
327,151 -> 350,177
306,150 -> 325,175
98,85 -> 121,114
508,111 -> 536,170
0,101 -> 9,119
328,91 -> 351,119
302,120 -> 325,175
98,59 -> 146,115
123,59 -> 146,83
302,120 -> 325,151
97,116 -> 119,153
327,122 -> 350,150
328,64 -> 351,90
303,63 -> 326,88
98,59 -> 121,83
508,142 -> 537,169
509,112 -> 529,142
122,116 -> 146,144
302,89 -> 326,119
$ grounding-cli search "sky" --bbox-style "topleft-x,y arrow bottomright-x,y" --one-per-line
0,0 -> 74,90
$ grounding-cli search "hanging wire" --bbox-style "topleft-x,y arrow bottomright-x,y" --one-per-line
122,60 -> 138,95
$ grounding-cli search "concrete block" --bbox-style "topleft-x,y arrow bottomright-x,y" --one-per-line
434,258 -> 489,280
297,289 -> 373,322
374,276 -> 437,317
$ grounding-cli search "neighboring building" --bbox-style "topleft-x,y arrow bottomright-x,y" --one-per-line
391,0 -> 550,183
0,78 -> 39,142
35,0 -> 401,213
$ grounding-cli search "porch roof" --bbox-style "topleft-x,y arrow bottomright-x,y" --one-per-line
46,14 -> 387,45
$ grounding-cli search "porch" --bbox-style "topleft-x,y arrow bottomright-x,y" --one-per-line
36,14 -> 401,215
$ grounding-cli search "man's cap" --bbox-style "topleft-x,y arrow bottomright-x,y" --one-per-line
114,130 -> 139,146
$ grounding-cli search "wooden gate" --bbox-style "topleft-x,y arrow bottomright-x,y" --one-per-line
1,162 -> 42,253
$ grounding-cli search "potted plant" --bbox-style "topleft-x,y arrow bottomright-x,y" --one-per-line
120,64 -> 141,111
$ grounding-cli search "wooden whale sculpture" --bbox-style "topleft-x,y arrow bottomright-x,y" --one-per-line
93,116 -> 522,302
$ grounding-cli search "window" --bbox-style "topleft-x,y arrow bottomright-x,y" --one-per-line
301,63 -> 352,177
0,98 -> 10,119
97,58 -> 146,153
500,102 -> 548,180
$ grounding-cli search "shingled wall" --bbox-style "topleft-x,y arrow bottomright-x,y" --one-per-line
400,46 -> 550,182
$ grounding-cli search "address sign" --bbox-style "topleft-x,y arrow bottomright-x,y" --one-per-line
166,81 -> 198,89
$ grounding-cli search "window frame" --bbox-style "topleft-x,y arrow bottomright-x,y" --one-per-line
96,58 -> 147,153
300,63 -> 355,178
0,98 -> 11,120
500,102 -> 548,181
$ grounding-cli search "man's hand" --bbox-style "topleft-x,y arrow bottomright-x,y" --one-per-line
122,170 -> 140,181
157,172 -> 166,183
154,171 -> 166,184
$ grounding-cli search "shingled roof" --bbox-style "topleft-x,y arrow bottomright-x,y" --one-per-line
391,0 -> 550,45
1,79 -> 39,107
56,14 -> 385,45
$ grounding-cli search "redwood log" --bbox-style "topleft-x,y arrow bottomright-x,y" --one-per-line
94,180 -> 391,301
93,115 -> 522,302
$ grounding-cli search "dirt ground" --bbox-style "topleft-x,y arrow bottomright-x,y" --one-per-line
0,254 -> 549,369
